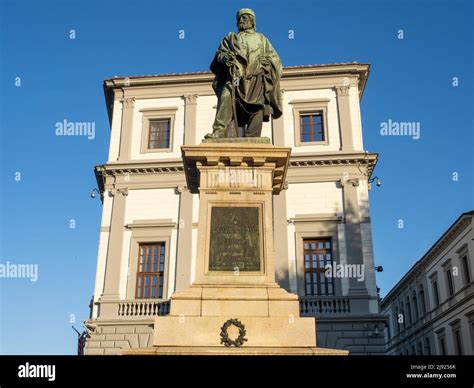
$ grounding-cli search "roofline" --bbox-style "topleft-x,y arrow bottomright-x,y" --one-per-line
103,63 -> 370,117
380,211 -> 474,308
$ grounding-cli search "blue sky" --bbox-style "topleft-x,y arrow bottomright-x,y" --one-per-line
0,0 -> 472,354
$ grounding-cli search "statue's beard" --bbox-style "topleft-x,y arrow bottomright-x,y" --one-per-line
238,21 -> 254,31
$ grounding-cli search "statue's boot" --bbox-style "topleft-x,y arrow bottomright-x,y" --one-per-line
204,128 -> 227,139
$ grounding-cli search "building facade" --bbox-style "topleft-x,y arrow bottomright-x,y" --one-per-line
84,63 -> 387,355
380,211 -> 474,355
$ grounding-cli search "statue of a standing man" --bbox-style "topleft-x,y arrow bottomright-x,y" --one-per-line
205,8 -> 283,139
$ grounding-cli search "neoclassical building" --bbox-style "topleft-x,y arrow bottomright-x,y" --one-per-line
380,211 -> 474,355
84,62 -> 387,355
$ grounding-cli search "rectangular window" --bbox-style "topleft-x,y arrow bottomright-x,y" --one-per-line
300,112 -> 325,143
417,341 -> 423,355
419,284 -> 427,314
446,268 -> 455,296
432,280 -> 440,306
412,290 -> 418,321
461,255 -> 471,285
453,328 -> 463,355
400,302 -> 405,330
424,338 -> 431,355
148,119 -> 170,149
303,238 -> 334,296
394,308 -> 399,334
438,336 -> 446,355
406,297 -> 412,326
136,243 -> 166,299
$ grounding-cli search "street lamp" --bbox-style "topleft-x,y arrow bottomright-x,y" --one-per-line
369,176 -> 381,187
90,188 -> 100,199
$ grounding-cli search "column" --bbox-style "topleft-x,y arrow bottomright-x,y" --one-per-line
335,85 -> 355,152
99,187 -> 128,314
174,185 -> 194,292
183,94 -> 198,145
341,178 -> 368,298
272,89 -> 285,146
273,185 -> 290,291
118,97 -> 135,161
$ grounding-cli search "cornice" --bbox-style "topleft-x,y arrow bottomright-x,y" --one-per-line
289,152 -> 378,177
103,63 -> 370,112
93,152 -> 378,191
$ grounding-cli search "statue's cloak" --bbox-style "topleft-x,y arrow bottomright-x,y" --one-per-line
210,31 -> 283,121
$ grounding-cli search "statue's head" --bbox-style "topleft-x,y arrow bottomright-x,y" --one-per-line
236,8 -> 256,31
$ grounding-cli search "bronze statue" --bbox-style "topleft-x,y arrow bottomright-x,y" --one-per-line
205,8 -> 283,139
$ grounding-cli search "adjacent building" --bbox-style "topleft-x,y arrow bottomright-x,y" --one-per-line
84,62 -> 387,355
380,211 -> 474,355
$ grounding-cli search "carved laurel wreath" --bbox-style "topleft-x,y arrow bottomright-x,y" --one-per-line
220,318 -> 248,347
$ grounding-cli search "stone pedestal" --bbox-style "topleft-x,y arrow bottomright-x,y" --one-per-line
128,139 -> 347,355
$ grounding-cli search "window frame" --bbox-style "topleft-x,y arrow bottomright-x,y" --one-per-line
406,295 -> 412,326
436,329 -> 447,355
442,259 -> 455,297
140,107 -> 177,153
419,283 -> 427,315
412,289 -> 419,321
424,337 -> 431,355
293,219 -> 342,297
125,220 -> 174,300
450,319 -> 464,355
135,242 -> 166,299
148,119 -> 171,150
290,99 -> 330,147
302,237 -> 335,296
461,255 -> 471,285
430,273 -> 440,307
299,112 -> 325,143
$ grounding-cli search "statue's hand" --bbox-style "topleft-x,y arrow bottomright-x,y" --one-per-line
224,53 -> 236,67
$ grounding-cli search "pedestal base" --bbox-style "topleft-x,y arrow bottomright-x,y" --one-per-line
139,141 -> 348,356
123,346 -> 348,356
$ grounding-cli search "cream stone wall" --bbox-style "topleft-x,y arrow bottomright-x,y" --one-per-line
117,188 -> 180,300
360,222 -> 378,310
92,195 -> 113,318
119,230 -> 132,299
190,228 -> 198,283
167,229 -> 178,297
195,95 -> 217,142
124,188 -> 179,224
349,86 -> 364,150
285,182 -> 344,218
192,191 -> 200,223
336,223 -> 349,295
287,222 -> 297,294
357,179 -> 370,219
107,100 -> 123,162
261,116 -> 273,139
